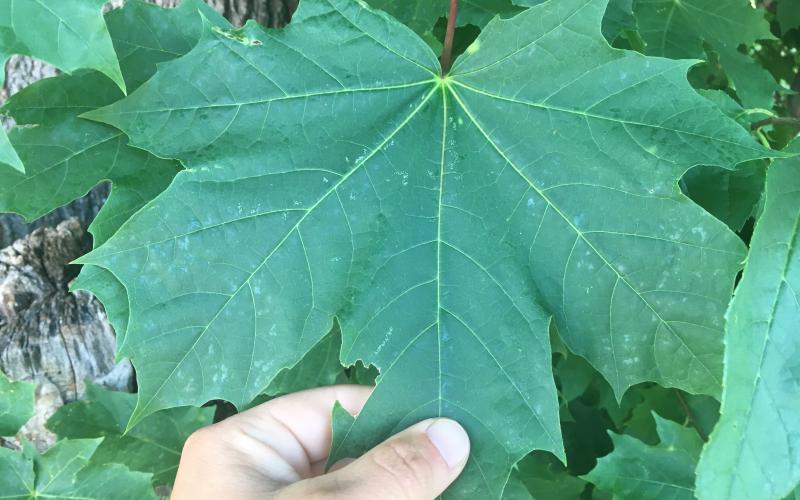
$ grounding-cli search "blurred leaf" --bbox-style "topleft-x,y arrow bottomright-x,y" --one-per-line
512,452 -> 589,499
47,384 -> 214,487
0,371 -> 34,436
267,325 -> 348,396
634,0 -> 778,108
0,439 -> 156,499
586,415 -> 703,499
696,139 -> 800,500
778,0 -> 800,34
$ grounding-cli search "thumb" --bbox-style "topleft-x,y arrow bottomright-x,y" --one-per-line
282,418 -> 470,499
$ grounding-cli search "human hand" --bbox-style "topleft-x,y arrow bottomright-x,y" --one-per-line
172,385 -> 471,499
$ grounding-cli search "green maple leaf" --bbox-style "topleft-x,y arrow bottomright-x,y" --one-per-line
778,0 -> 800,34
682,160 -> 765,232
267,325 -> 348,396
46,384 -> 214,487
0,371 -> 34,436
601,0 -> 635,41
680,90 -> 768,232
634,0 -> 778,109
78,0 -> 778,496
695,141 -> 800,500
510,452 -> 589,499
586,415 -> 703,499
513,0 -> 636,42
0,439 -> 156,500
0,129 -> 23,173
0,0 -> 127,173
0,0 -> 124,91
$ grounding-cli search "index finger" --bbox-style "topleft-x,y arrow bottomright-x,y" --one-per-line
222,385 -> 372,475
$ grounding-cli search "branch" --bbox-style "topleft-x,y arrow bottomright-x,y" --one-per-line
750,116 -> 800,131
674,390 -> 707,442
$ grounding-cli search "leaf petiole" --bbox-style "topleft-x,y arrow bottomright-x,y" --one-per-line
440,0 -> 458,74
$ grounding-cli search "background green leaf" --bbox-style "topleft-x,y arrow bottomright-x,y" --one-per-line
586,415 -> 703,499
0,69 -> 181,248
0,439 -> 156,500
0,0 -> 124,91
778,0 -> 800,35
0,371 -> 34,436
47,384 -> 214,487
633,0 -> 778,109
695,140 -> 800,500
0,0 -> 128,172
364,0 -> 523,37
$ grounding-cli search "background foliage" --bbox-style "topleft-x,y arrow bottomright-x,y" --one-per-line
0,0 -> 798,498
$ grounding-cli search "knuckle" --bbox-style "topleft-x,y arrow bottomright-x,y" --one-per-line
182,425 -> 217,453
277,479 -> 351,500
370,438 -> 436,495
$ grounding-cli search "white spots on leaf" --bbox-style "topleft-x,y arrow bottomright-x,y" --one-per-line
395,170 -> 409,187
353,148 -> 368,165
527,197 -> 535,208
375,326 -> 394,355
691,226 -> 708,242
212,364 -> 229,384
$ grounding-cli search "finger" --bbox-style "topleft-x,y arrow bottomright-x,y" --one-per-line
280,418 -> 470,500
217,385 -> 372,479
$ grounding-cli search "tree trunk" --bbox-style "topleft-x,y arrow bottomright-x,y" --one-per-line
0,219 -> 134,450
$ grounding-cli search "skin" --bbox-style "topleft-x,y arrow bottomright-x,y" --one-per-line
172,385 -> 470,499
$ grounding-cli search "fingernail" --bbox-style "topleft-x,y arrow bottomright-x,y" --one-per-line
426,419 -> 470,468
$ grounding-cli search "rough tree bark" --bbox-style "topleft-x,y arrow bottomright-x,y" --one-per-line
0,219 -> 134,449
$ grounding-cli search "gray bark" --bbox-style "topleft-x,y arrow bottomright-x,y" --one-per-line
0,219 -> 134,449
